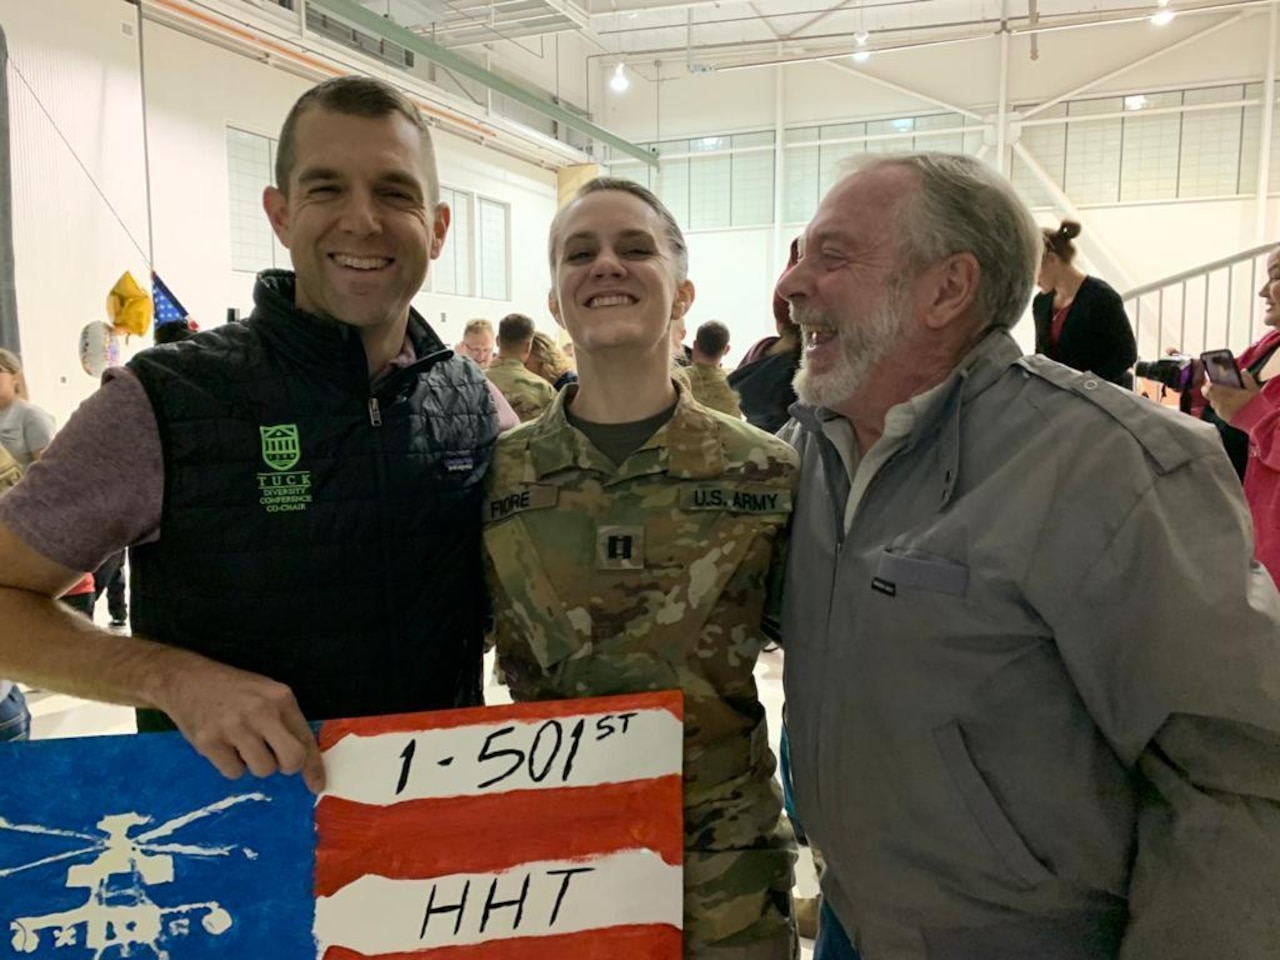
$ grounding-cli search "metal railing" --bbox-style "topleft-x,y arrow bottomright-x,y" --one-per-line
1123,242 -> 1276,360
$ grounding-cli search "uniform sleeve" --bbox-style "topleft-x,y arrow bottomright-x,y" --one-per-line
0,369 -> 164,572
1043,451 -> 1280,959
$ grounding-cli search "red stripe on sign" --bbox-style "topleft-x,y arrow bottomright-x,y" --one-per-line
321,923 -> 682,960
315,776 -> 684,898
318,691 -> 683,750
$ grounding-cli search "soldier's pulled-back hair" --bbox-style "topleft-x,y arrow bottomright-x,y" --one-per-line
695,321 -> 731,356
529,331 -> 573,382
498,312 -> 537,348
275,76 -> 438,205
547,177 -> 689,282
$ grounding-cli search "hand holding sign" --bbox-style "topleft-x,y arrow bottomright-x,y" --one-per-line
146,645 -> 325,793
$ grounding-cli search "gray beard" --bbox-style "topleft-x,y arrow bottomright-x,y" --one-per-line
792,292 -> 908,409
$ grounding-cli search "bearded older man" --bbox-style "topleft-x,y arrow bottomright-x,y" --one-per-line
776,153 -> 1280,960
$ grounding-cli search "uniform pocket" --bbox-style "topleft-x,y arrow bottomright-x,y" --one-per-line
934,721 -> 1055,889
876,549 -> 968,596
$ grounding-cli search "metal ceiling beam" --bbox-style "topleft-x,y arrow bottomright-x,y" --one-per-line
308,0 -> 656,165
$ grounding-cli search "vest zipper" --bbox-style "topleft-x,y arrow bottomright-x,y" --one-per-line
368,398 -> 383,427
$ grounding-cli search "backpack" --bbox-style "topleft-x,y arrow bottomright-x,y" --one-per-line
0,444 -> 22,493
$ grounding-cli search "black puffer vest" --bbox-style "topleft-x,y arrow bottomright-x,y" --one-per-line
128,272 -> 496,729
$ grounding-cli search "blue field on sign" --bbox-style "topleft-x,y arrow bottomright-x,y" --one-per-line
0,732 -> 316,960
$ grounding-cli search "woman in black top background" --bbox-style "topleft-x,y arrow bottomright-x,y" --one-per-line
1033,220 -> 1137,387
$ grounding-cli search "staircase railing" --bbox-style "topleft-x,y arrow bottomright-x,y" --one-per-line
1122,242 -> 1276,361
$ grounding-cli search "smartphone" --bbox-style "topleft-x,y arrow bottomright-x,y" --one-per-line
1201,349 -> 1245,389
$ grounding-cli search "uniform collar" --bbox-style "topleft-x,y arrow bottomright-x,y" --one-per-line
489,356 -> 526,370
526,379 -> 726,481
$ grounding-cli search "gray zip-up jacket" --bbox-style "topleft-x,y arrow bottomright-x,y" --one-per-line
780,330 -> 1280,960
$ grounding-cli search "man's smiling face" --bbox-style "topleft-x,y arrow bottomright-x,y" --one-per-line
264,108 -> 447,335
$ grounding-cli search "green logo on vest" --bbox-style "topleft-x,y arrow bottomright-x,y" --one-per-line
260,424 -> 301,472
257,424 -> 312,515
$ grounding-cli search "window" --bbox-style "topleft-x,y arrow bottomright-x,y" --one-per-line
782,114 -> 983,224
688,153 -> 732,229
477,198 -> 510,301
1014,84 -> 1275,207
1064,97 -> 1123,204
610,132 -> 775,230
434,186 -> 472,297
433,188 -> 512,301
1119,91 -> 1183,202
226,127 -> 287,272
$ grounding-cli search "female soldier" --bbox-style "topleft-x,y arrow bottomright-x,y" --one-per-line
484,178 -> 798,960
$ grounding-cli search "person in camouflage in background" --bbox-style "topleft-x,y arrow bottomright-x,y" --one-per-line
483,177 -> 798,960
485,312 -> 557,422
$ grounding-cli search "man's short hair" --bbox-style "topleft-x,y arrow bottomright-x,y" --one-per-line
547,177 -> 689,283
275,76 -> 439,206
498,313 -> 537,348
842,153 -> 1040,331
694,321 -> 731,356
463,318 -> 494,339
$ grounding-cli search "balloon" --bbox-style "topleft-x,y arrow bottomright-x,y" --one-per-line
106,271 -> 153,338
79,321 -> 120,378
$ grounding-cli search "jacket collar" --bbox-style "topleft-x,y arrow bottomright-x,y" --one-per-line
525,379 -> 726,482
251,271 -> 448,390
789,327 -> 1023,508
790,327 -> 1020,431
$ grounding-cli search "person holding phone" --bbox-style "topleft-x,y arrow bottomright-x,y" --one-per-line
1202,246 -> 1280,581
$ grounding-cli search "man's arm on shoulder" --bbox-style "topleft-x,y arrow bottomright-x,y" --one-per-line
1043,449 -> 1280,958
0,371 -> 324,791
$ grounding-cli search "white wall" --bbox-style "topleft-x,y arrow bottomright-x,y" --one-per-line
2,0 -> 561,426
685,228 -> 779,363
3,0 -> 149,425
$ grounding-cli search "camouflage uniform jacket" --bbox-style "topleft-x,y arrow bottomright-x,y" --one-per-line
485,356 -> 556,422
686,363 -> 743,419
484,383 -> 799,957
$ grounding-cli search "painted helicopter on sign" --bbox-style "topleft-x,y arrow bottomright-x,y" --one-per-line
0,793 -> 269,959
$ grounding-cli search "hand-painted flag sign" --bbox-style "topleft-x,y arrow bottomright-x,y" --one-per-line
0,691 -> 684,960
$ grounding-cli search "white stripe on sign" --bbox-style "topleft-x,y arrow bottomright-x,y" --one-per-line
322,708 -> 684,803
314,849 -> 683,954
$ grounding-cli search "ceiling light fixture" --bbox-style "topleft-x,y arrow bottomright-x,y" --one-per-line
1124,94 -> 1149,110
610,63 -> 630,92
855,31 -> 871,46
1150,7 -> 1176,25
852,49 -> 872,63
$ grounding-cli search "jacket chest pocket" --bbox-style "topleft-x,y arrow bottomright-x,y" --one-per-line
874,548 -> 969,598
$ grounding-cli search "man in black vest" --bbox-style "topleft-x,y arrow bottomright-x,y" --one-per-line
0,77 -> 497,793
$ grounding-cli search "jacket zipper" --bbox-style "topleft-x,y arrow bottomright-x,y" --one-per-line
368,397 -> 383,427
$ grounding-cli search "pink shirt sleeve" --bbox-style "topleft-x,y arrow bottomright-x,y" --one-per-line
488,380 -> 520,432
1233,378 -> 1280,472
0,367 -> 163,572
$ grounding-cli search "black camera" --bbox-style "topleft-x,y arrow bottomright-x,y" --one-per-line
1134,355 -> 1197,392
